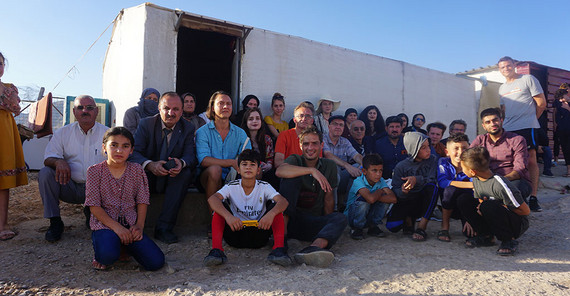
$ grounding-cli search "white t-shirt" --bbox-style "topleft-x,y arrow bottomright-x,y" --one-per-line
499,74 -> 543,131
217,179 -> 279,220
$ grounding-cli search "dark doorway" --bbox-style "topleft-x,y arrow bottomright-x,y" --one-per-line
176,27 -> 237,116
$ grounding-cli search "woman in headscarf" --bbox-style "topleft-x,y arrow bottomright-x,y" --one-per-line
342,108 -> 358,138
123,88 -> 160,135
181,92 -> 206,133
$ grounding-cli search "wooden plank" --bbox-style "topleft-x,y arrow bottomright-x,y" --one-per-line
548,67 -> 570,77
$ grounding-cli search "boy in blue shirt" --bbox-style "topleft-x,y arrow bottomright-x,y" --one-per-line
436,134 -> 473,242
345,153 -> 396,240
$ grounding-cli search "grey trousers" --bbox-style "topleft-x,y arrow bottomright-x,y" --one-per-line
38,167 -> 86,218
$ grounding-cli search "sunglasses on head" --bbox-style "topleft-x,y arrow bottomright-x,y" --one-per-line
76,105 -> 97,111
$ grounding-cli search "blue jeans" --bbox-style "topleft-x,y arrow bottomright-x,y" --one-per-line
347,200 -> 387,229
92,229 -> 165,271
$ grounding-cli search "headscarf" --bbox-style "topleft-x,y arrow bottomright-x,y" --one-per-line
137,88 -> 160,118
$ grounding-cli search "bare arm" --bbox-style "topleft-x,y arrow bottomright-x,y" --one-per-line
44,157 -> 71,185
449,180 -> 474,189
208,193 -> 242,231
258,195 -> 288,230
323,151 -> 361,177
276,163 -> 332,192
323,191 -> 334,215
90,206 -> 133,244
533,93 -> 546,119
267,124 -> 280,138
274,153 -> 285,168
201,156 -> 238,170
512,202 -> 530,216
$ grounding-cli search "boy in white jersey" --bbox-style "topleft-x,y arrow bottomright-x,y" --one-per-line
204,149 -> 291,266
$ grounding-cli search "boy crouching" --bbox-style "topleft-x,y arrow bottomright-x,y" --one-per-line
345,153 -> 397,240
457,147 -> 530,256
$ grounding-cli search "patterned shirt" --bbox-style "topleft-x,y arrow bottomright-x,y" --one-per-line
85,161 -> 150,231
323,133 -> 358,164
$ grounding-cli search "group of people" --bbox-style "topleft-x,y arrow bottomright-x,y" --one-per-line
0,53 -> 563,271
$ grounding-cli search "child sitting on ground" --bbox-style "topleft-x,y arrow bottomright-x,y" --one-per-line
386,132 -> 439,242
436,134 -> 473,242
204,149 -> 291,266
86,127 -> 165,271
457,147 -> 530,256
345,153 -> 396,240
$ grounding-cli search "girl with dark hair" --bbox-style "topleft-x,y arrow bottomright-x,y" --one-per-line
241,108 -> 275,180
264,93 -> 289,139
86,127 -> 165,271
358,105 -> 385,138
181,92 -> 206,132
403,113 -> 427,135
123,88 -> 160,135
0,51 -> 28,241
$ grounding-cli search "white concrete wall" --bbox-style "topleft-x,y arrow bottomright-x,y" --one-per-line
102,4 -> 146,126
103,4 -> 177,127
104,4 -> 478,140
241,29 -> 478,140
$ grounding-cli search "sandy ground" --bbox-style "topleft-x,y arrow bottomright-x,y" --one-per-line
1,164 -> 570,296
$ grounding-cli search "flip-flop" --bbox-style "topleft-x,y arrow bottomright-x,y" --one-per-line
92,259 -> 109,271
496,240 -> 518,256
412,228 -> 427,242
0,229 -> 16,241
437,230 -> 451,242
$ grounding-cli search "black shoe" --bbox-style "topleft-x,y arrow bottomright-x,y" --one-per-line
203,248 -> 227,267
83,206 -> 91,229
45,218 -> 64,242
154,229 -> 178,244
267,247 -> 292,266
350,228 -> 364,240
367,226 -> 386,238
294,246 -> 334,268
528,196 -> 542,212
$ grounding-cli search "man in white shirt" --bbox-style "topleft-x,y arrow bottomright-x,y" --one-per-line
39,95 -> 108,242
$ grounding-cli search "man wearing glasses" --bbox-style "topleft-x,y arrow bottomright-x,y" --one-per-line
39,95 -> 108,242
274,102 -> 320,168
348,120 -> 366,156
440,119 -> 467,146
369,116 -> 408,180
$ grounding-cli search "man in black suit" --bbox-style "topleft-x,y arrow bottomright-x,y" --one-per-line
131,91 -> 196,244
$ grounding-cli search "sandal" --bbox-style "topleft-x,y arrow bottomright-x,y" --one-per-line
0,229 -> 16,241
465,235 -> 495,248
92,259 -> 109,271
412,228 -> 427,242
402,225 -> 414,235
496,240 -> 518,256
437,230 -> 451,242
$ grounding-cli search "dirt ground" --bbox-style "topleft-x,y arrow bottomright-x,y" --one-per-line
1,164 -> 570,296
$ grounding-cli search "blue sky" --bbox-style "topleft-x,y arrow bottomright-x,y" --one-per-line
2,0 -> 568,98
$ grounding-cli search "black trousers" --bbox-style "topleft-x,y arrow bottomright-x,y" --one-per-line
386,183 -> 438,232
456,194 -> 526,242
